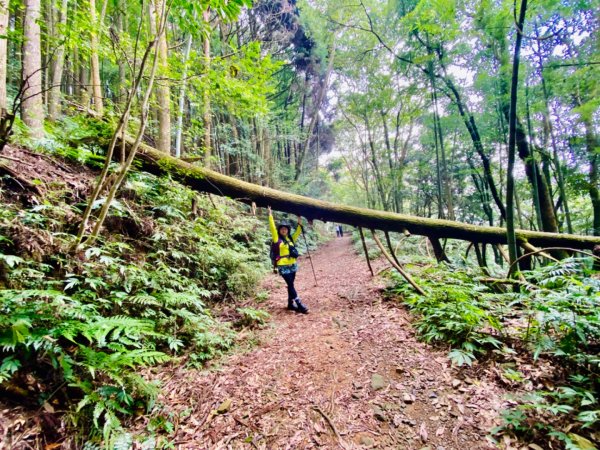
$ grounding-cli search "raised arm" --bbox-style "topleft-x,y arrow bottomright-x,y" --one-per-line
268,207 -> 278,242
292,215 -> 303,241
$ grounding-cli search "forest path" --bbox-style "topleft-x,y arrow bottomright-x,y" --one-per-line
149,237 -> 506,449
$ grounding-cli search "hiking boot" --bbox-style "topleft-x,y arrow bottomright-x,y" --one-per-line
294,298 -> 309,314
287,299 -> 298,311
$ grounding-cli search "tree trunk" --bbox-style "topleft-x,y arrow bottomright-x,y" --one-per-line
515,117 -> 557,233
434,97 -> 454,220
175,32 -> 193,158
295,40 -> 335,181
89,0 -> 104,115
76,29 -> 163,247
365,115 -> 388,210
43,0 -> 53,108
22,0 -> 45,139
230,116 -> 239,176
531,27 -> 572,233
113,135 -> 600,250
506,0 -> 528,266
524,78 -> 544,231
465,150 -> 495,226
0,0 -> 8,112
7,5 -> 21,92
381,110 -> 397,211
538,73 -> 572,232
429,237 -> 450,263
152,0 -> 170,153
427,37 -> 454,220
116,0 -> 127,105
314,119 -> 319,174
494,31 -> 558,235
48,0 -> 69,121
202,8 -> 212,167
582,115 -> 600,236
79,62 -> 90,107
440,73 -> 506,221
395,120 -> 413,213
358,227 -> 374,276
430,91 -> 444,219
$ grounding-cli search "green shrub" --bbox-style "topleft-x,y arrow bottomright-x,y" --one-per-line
386,258 -> 599,447
388,267 -> 503,365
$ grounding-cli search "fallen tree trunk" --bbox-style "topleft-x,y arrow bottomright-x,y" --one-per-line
123,138 -> 600,251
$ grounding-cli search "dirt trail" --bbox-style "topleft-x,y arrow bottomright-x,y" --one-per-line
151,237 -> 506,449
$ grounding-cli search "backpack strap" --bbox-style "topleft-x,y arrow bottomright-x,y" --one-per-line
271,240 -> 281,262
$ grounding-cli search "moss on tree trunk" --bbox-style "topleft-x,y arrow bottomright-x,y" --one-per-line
120,138 -> 600,251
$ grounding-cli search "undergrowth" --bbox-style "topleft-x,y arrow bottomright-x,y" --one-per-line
0,121 -> 273,447
385,251 -> 599,449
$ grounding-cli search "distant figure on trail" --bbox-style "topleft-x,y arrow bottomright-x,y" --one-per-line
335,225 -> 344,237
268,207 -> 309,314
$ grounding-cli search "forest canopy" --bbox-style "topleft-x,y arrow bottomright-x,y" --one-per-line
0,0 -> 596,240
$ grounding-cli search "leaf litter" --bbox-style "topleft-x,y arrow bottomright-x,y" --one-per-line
136,237 -> 512,449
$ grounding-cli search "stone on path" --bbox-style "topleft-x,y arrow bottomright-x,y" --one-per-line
403,392 -> 415,404
371,373 -> 386,390
372,405 -> 386,422
359,435 -> 375,446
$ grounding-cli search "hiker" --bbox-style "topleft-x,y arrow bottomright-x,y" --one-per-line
268,206 -> 309,314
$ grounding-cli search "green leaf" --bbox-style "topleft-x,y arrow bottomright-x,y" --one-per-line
566,433 -> 598,450
0,254 -> 24,268
448,348 -> 475,366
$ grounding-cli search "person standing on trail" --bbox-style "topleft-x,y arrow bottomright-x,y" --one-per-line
268,206 -> 309,314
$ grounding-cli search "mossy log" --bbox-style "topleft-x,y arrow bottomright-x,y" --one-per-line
124,139 -> 600,251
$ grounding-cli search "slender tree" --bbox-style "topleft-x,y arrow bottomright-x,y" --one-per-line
506,0 -> 528,265
580,108 -> 600,236
175,32 -> 193,158
22,0 -> 44,138
89,0 -> 104,115
48,0 -> 69,120
202,7 -> 212,167
295,40 -> 336,181
151,0 -> 171,153
0,0 -> 8,113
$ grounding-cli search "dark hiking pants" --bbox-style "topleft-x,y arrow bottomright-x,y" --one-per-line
281,271 -> 298,301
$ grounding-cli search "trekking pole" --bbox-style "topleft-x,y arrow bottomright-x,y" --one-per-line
301,225 -> 318,287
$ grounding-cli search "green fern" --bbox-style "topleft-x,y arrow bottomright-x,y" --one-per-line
236,307 -> 271,328
0,162 -> 269,446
